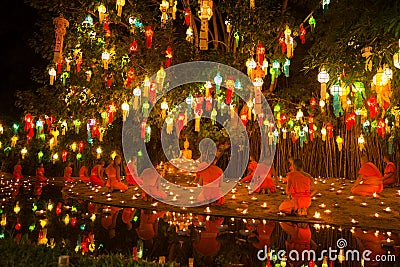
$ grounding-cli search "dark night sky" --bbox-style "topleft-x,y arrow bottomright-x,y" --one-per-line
0,0 -> 45,123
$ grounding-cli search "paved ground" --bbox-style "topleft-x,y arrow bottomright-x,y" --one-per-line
60,175 -> 400,231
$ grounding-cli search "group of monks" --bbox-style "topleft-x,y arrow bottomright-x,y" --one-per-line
239,154 -> 397,216
12,151 -> 398,216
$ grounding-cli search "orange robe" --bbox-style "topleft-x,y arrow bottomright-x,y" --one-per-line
64,167 -> 74,182
252,163 -> 276,193
280,222 -> 311,267
279,171 -> 312,213
196,163 -> 224,205
125,162 -> 142,186
105,165 -> 128,191
193,217 -> 224,257
13,165 -> 23,181
242,161 -> 258,182
36,167 -> 48,181
351,162 -> 383,196
90,165 -> 104,186
383,162 -> 397,187
247,221 -> 275,249
135,210 -> 165,240
79,166 -> 90,183
140,168 -> 166,199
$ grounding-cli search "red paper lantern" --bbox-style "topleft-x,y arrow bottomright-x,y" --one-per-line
15,218 -> 21,231
184,8 -> 191,26
256,43 -> 265,66
62,150 -> 68,162
71,217 -> 77,227
300,24 -> 306,44
150,82 -> 157,103
310,97 -> 316,109
279,33 -> 286,53
56,202 -> 62,215
177,113 -> 185,131
345,112 -> 356,130
326,123 -> 333,138
24,114 -> 32,132
141,120 -> 147,138
367,96 -> 379,119
129,40 -> 138,53
165,46 -> 173,68
145,26 -> 154,49
377,118 -> 386,137
79,141 -> 84,153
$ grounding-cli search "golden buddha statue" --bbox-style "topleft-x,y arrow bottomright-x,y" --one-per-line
181,138 -> 192,159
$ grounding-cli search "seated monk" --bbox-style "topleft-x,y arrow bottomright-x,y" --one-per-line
64,162 -> 74,182
125,156 -> 142,186
247,220 -> 275,250
193,216 -> 224,257
105,156 -> 128,192
242,155 -> 258,183
13,160 -> 23,182
136,209 -> 165,246
351,155 -> 383,196
280,222 -> 316,267
383,155 -> 397,188
90,160 -> 105,186
253,161 -> 276,194
101,206 -> 121,239
279,159 -> 316,216
140,167 -> 167,201
197,158 -> 225,206
79,164 -> 90,183
36,163 -> 48,182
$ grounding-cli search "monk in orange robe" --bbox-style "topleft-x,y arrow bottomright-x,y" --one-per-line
383,155 -> 397,188
79,164 -> 90,183
242,156 -> 258,182
136,209 -> 165,242
125,156 -> 142,186
36,163 -> 48,182
105,156 -> 128,192
247,221 -> 275,250
197,160 -> 224,206
13,160 -> 23,182
280,222 -> 315,267
90,160 -> 105,186
101,206 -> 121,238
351,155 -> 383,196
253,162 -> 276,193
140,167 -> 167,201
63,162 -> 74,182
193,216 -> 224,257
279,159 -> 316,216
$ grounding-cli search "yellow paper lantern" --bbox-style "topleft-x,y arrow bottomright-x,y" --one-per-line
96,147 -> 102,159
21,147 -> 28,159
372,68 -> 388,86
98,4 -> 107,22
336,136 -> 343,151
318,68 -> 329,99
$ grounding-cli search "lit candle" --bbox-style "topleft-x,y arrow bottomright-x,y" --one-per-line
242,209 -> 248,215
251,196 -> 257,200
384,207 -> 391,212
347,196 -> 354,200
313,211 -> 321,219
334,203 -> 340,208
205,207 -> 211,213
324,209 -> 331,214
360,202 -> 368,207
319,203 -> 326,209
351,219 -> 358,224
373,192 -> 377,198
329,188 -> 335,191
336,190 -> 342,195
379,201 -> 385,206
261,202 -> 267,208
231,194 -> 236,199
374,213 -> 379,218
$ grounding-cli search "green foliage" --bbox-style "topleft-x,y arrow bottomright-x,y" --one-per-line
0,237 -> 176,266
